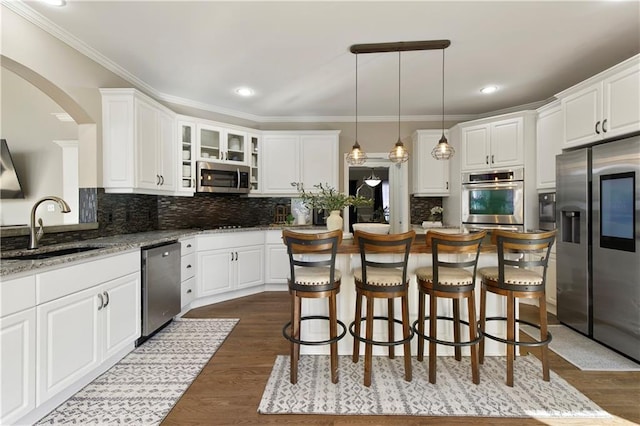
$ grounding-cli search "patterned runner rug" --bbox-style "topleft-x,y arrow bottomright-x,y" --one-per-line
521,324 -> 640,371
259,354 -> 610,418
38,318 -> 238,425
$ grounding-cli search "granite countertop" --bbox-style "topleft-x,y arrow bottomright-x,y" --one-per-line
0,226 -> 324,277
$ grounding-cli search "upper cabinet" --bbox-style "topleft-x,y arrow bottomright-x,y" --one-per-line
260,131 -> 339,195
535,101 -> 563,191
177,119 -> 196,195
101,88 -> 177,195
459,113 -> 531,171
197,124 -> 248,165
559,54 -> 640,148
411,130 -> 450,196
248,133 -> 260,192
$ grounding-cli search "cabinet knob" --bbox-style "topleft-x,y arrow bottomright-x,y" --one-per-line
187,289 -> 192,294
595,121 -> 601,134
186,244 -> 192,248
186,264 -> 192,269
602,119 -> 608,133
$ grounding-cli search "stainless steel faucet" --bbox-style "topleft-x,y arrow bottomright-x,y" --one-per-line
28,196 -> 71,250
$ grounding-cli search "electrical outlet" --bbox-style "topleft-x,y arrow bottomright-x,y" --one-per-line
47,204 -> 55,212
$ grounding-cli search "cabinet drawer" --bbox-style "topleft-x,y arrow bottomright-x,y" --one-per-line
181,253 -> 196,281
36,251 -> 139,305
181,277 -> 196,308
181,238 -> 196,255
1,274 -> 36,318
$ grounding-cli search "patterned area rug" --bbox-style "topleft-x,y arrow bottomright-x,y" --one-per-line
259,355 -> 610,418
38,318 -> 238,425
521,324 -> 640,371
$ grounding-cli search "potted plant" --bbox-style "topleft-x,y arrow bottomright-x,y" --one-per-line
423,206 -> 444,228
294,182 -> 372,230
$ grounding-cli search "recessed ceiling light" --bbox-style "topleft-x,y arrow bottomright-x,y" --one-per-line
480,85 -> 498,94
235,87 -> 254,97
41,0 -> 67,6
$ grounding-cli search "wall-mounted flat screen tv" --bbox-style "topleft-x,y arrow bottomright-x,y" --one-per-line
0,139 -> 25,199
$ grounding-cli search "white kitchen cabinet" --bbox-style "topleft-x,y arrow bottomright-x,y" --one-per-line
559,54 -> 640,148
197,124 -> 248,165
0,308 -> 36,425
197,232 -> 265,297
101,88 -> 177,195
460,115 -> 525,171
180,238 -> 196,308
177,119 -> 197,195
248,133 -> 260,192
36,272 -> 140,405
264,230 -> 289,285
261,131 -> 339,195
411,130 -> 450,196
535,101 -> 563,190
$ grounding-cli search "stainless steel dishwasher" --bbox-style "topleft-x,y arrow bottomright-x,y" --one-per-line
140,241 -> 181,343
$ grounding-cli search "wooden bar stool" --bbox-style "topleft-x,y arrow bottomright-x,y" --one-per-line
282,229 -> 346,384
478,229 -> 556,387
350,230 -> 415,387
412,230 -> 486,384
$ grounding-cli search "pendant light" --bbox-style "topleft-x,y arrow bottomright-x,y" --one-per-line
431,47 -> 455,160
364,168 -> 382,187
389,51 -> 409,164
346,54 -> 367,166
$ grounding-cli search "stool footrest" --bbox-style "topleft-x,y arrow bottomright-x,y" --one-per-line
412,316 -> 483,347
482,317 -> 552,347
283,315 -> 347,346
349,316 -> 414,347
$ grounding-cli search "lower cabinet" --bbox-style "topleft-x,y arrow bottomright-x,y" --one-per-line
180,238 -> 197,309
36,272 -> 140,405
197,232 -> 265,297
265,230 -> 289,284
0,308 -> 36,425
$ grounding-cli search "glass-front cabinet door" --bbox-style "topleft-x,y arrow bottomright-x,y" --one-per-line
178,120 -> 196,194
225,131 -> 246,164
249,133 -> 260,192
198,124 -> 223,161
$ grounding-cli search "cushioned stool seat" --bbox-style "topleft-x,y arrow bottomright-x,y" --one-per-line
477,266 -> 543,286
415,266 -> 474,286
293,267 -> 343,286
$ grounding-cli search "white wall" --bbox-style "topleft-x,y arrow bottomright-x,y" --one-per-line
0,68 -> 78,226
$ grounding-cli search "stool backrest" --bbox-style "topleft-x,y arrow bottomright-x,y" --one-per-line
426,230 -> 487,289
354,230 -> 416,286
493,229 -> 557,289
282,229 -> 343,286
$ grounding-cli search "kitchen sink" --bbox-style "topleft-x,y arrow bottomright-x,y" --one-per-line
2,246 -> 103,260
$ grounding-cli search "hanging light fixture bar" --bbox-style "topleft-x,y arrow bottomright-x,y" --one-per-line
350,40 -> 450,54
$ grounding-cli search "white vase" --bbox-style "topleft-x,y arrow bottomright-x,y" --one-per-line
326,210 -> 343,231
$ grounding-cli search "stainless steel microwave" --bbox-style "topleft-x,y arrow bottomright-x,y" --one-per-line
196,161 -> 251,194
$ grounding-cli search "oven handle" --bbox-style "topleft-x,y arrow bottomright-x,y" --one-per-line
465,224 -> 523,232
462,182 -> 522,189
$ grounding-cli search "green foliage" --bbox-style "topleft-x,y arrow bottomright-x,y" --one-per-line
294,182 -> 373,212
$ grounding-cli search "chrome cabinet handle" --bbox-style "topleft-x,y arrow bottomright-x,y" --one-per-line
602,119 -> 608,133
446,182 -> 449,190
491,155 -> 494,164
103,291 -> 109,308
97,293 -> 104,310
160,175 -> 164,185
230,252 -> 234,261
156,175 -> 160,185
236,252 -> 238,261
485,155 -> 489,164
595,121 -> 601,134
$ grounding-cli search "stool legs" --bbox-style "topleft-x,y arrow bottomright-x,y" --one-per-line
453,299 -> 462,361
417,292 -> 426,362
506,294 -> 516,387
401,295 -> 412,382
364,295 -> 374,387
290,292 -> 302,384
479,286 -> 487,364
467,290 -> 480,385
388,299 -> 395,359
539,294 -> 550,382
329,292 -> 339,384
352,292 -> 363,363
428,291 -> 437,384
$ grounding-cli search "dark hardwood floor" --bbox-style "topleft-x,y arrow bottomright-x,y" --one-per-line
162,292 -> 639,426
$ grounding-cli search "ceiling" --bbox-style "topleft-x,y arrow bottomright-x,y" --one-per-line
15,1 -> 640,123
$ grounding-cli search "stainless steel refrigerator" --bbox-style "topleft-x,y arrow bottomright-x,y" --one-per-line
556,134 -> 640,362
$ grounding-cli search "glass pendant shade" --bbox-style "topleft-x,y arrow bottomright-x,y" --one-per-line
347,141 -> 367,165
389,139 -> 409,164
364,169 -> 382,187
431,133 -> 455,160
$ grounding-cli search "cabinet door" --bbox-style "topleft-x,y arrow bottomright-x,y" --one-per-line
536,105 -> 563,190
262,134 -> 300,194
300,134 -> 338,190
178,121 -> 196,193
461,124 -> 490,171
603,64 -> 640,139
265,244 -> 289,284
0,309 -> 36,425
157,109 -> 176,191
198,124 -> 223,161
197,249 -> 233,296
36,287 -> 101,405
236,245 -> 264,289
101,273 -> 140,360
412,131 -> 449,195
490,117 -> 523,168
562,83 -> 602,148
248,134 -> 260,192
225,130 -> 247,164
136,100 -> 160,189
